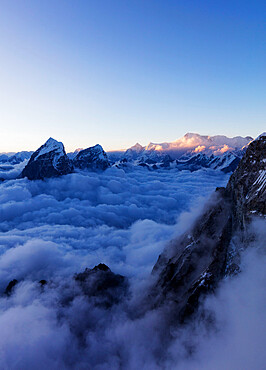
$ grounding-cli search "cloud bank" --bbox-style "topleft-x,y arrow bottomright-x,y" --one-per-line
0,168 -> 264,369
0,167 -> 228,285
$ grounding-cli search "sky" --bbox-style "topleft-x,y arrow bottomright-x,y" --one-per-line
0,0 -> 265,152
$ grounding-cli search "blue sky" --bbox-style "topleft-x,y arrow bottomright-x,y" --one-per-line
0,0 -> 265,152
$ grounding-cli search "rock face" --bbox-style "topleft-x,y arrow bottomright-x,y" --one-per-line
4,279 -> 18,296
74,263 -> 128,308
226,132 -> 266,229
149,134 -> 266,321
176,152 -> 241,173
21,138 -> 73,180
73,144 -> 110,170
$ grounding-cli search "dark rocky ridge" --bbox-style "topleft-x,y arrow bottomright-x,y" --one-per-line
226,133 -> 266,229
148,134 -> 266,321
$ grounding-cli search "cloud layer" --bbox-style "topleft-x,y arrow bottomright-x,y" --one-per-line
1,168 -> 264,369
0,167 -> 228,286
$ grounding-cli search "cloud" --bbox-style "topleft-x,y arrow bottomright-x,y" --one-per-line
0,168 -> 229,283
0,239 -> 71,290
0,235 -> 264,369
1,168 -> 263,368
194,145 -> 206,153
0,159 -> 28,180
213,144 -> 233,155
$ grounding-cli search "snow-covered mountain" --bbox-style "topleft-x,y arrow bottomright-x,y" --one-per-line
21,138 -> 110,180
0,151 -> 33,164
144,133 -> 252,157
110,133 -> 252,172
73,144 -> 110,170
0,133 -> 255,180
21,138 -> 73,180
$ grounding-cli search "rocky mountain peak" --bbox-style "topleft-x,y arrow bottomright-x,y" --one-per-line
73,144 -> 110,170
129,143 -> 144,152
21,137 -> 73,180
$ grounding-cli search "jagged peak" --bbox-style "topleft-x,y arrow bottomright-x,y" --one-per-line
44,137 -> 63,147
76,144 -> 105,155
129,143 -> 144,151
92,144 -> 104,151
35,138 -> 65,161
73,144 -> 109,170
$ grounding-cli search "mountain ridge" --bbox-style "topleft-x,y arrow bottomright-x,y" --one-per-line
147,133 -> 265,321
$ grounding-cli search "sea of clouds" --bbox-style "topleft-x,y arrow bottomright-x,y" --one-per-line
0,167 -> 229,286
0,167 -> 265,369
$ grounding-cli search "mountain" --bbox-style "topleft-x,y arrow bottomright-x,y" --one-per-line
123,143 -> 145,160
20,139 -> 111,180
145,133 -> 252,157
175,152 -> 242,173
21,138 -> 73,180
1,133 -> 255,179
73,144 -> 110,170
0,151 -> 33,164
115,150 -> 242,173
110,133 -> 252,172
5,263 -> 128,309
74,264 -> 128,308
148,133 -> 265,321
227,132 -> 266,226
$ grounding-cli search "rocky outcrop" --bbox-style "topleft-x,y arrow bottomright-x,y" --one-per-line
73,145 -> 110,171
4,279 -> 18,296
148,134 -> 266,321
74,263 -> 128,308
3,264 -> 128,309
226,132 -> 266,229
21,138 -> 73,180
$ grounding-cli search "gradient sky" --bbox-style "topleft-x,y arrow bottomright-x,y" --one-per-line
0,0 -> 265,152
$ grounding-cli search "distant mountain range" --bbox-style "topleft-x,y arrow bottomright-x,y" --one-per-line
0,151 -> 33,164
0,133 -> 255,180
108,133 -> 253,173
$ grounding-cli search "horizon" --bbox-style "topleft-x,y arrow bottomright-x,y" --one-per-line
0,131 -> 257,154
